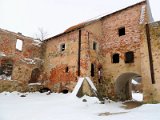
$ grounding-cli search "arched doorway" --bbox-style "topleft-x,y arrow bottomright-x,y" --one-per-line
29,68 -> 40,83
115,72 -> 142,101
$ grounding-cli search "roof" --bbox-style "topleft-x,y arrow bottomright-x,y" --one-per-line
45,0 -> 146,41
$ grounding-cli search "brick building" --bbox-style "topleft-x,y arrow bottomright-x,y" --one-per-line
0,0 -> 160,103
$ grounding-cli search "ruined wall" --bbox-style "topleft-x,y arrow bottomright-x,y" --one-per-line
0,29 -> 42,88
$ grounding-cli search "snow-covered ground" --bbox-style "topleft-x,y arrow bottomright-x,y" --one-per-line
132,92 -> 143,101
0,92 -> 160,120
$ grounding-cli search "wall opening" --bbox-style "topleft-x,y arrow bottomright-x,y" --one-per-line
118,27 -> 125,36
60,43 -> 65,52
0,59 -> 13,80
65,66 -> 69,73
115,72 -> 143,101
16,39 -> 23,51
39,87 -> 51,93
91,63 -> 95,77
29,68 -> 40,83
61,89 -> 69,94
125,51 -> 134,63
93,42 -> 97,50
112,53 -> 120,63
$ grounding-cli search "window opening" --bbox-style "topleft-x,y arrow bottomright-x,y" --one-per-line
60,43 -> 65,51
91,63 -> 95,77
62,89 -> 68,94
118,27 -> 125,36
16,39 -> 23,51
0,59 -> 13,80
112,53 -> 120,63
65,66 -> 69,73
125,51 -> 134,63
93,42 -> 97,50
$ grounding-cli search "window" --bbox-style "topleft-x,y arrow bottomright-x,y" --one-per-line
60,43 -> 65,51
93,42 -> 97,50
125,51 -> 134,63
118,27 -> 125,36
112,53 -> 119,63
65,66 -> 69,73
16,39 -> 23,51
91,63 -> 95,77
0,59 -> 13,80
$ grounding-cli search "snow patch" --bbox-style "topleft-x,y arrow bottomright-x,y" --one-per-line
139,5 -> 146,24
28,83 -> 42,86
132,92 -> 143,101
32,39 -> 42,47
0,52 -> 6,57
132,79 -> 139,85
0,75 -> 11,80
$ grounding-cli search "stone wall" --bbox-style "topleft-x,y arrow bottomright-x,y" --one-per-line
82,2 -> 147,100
43,31 -> 79,92
141,21 -> 160,103
0,29 -> 42,91
43,1 -> 149,100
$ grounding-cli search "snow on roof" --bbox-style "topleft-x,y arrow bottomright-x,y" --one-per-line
86,77 -> 97,91
28,83 -> 42,86
71,77 -> 84,96
71,77 -> 97,97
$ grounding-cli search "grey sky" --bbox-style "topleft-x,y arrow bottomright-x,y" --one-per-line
0,0 -> 159,38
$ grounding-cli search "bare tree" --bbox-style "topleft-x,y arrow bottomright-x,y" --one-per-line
35,27 -> 48,41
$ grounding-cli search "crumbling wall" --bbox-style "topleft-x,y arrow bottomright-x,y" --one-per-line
0,29 -> 42,92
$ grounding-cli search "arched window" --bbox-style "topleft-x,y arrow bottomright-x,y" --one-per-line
112,53 -> 119,63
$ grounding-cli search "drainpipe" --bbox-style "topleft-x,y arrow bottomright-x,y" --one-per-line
145,23 -> 155,84
78,30 -> 81,76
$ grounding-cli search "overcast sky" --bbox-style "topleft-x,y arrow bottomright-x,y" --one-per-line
0,0 -> 159,38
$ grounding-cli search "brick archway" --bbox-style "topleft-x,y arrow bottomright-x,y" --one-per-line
29,68 -> 40,83
115,72 -> 141,101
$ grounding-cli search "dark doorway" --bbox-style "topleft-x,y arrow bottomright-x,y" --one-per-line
29,68 -> 40,83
